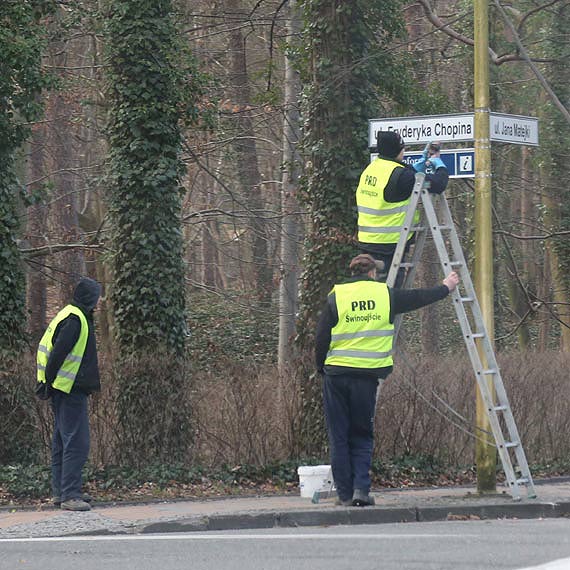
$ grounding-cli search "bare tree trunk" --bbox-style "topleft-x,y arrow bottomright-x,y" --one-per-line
199,154 -> 222,288
538,153 -> 567,350
48,37 -> 84,303
278,0 -> 302,371
541,169 -> 570,351
537,251 -> 552,351
225,0 -> 271,306
520,146 -> 535,282
26,123 -> 48,342
504,147 -> 530,349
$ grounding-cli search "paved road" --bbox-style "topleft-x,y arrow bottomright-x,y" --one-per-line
3,518 -> 570,570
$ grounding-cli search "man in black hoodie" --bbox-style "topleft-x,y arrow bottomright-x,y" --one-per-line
36,277 -> 102,511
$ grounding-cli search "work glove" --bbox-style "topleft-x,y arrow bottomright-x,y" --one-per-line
413,158 -> 427,173
422,142 -> 431,160
426,157 -> 446,171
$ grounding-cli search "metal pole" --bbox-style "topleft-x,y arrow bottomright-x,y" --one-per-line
474,0 -> 497,493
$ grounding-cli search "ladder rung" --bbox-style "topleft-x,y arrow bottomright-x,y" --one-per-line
400,262 -> 415,268
471,333 -> 485,338
516,477 -> 530,485
480,369 -> 497,375
449,261 -> 463,267
493,405 -> 508,412
503,441 -> 520,449
460,296 -> 474,302
434,225 -> 453,231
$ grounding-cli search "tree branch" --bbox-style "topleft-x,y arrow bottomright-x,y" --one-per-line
20,243 -> 103,259
493,229 -> 570,240
416,0 -> 555,65
492,0 -> 570,125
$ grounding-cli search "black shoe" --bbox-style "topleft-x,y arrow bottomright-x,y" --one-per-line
352,489 -> 376,507
53,493 -> 92,507
61,499 -> 91,512
335,498 -> 353,507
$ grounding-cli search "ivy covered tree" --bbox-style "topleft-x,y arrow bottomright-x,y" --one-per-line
295,0 -> 410,451
106,0 -> 187,354
0,0 -> 54,358
541,2 -> 570,350
105,0 -> 202,462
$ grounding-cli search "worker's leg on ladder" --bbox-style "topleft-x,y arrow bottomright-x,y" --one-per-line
363,248 -> 410,287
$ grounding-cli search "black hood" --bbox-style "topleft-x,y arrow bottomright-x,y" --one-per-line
72,277 -> 101,311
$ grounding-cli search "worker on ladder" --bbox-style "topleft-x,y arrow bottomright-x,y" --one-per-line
315,254 -> 459,507
356,131 -> 449,286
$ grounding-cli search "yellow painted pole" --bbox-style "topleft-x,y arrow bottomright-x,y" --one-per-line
474,0 -> 497,493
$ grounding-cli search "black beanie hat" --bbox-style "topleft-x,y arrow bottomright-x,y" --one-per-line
73,277 -> 101,311
376,131 -> 405,158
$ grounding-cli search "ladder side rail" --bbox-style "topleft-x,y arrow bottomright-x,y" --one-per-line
431,194 -> 505,381
386,174 -> 425,288
436,195 -> 531,454
393,221 -> 427,344
392,209 -> 430,340
434,196 -> 509,387
422,194 -> 514,417
388,175 -> 428,341
400,215 -> 428,289
421,192 -> 523,498
435,194 -> 485,316
425,192 -> 535,499
474,370 -> 524,499
421,193 -> 503,412
487,375 -> 535,497
481,368 -> 535,494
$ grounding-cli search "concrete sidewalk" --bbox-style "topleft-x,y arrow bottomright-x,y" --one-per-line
1,478 -> 569,539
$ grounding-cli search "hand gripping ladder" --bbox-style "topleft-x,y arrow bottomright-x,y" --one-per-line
386,173 -> 536,501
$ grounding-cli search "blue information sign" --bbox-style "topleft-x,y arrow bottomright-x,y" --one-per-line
402,149 -> 475,179
369,148 -> 475,178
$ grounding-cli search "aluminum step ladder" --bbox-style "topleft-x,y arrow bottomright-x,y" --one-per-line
386,172 -> 536,501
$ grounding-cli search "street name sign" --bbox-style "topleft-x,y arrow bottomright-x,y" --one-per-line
489,113 -> 538,145
369,113 -> 538,147
370,148 -> 475,179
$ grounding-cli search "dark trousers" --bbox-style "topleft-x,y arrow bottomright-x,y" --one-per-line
371,248 -> 409,288
50,391 -> 90,501
323,373 -> 379,502
360,239 -> 408,289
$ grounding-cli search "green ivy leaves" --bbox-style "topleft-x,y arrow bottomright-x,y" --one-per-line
0,0 -> 55,357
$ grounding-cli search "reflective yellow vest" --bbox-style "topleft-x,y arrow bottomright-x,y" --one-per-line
324,280 -> 394,369
37,306 -> 88,394
356,157 -> 420,244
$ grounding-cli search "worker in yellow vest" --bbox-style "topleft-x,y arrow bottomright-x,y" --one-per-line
315,254 -> 458,506
36,277 -> 101,512
356,131 -> 449,285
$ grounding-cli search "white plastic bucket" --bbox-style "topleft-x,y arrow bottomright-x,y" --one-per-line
297,465 -> 334,498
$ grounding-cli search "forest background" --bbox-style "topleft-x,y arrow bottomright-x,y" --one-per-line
1,0 -> 570,503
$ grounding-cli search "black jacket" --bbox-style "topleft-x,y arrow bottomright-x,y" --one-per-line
45,278 -> 101,395
359,156 -> 449,257
315,276 -> 450,380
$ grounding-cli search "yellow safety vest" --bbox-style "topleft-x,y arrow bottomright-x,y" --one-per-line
324,280 -> 394,369
37,305 -> 88,394
356,157 -> 420,244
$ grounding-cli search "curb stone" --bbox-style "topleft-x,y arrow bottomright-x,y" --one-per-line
132,501 -> 570,536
